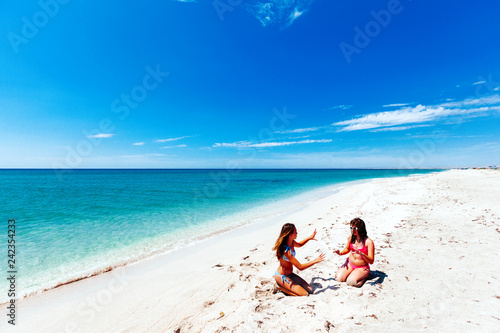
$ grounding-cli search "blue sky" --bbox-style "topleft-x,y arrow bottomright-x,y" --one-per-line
1,0 -> 499,168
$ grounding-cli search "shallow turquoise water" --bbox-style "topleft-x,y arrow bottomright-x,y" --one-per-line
0,169 -> 442,300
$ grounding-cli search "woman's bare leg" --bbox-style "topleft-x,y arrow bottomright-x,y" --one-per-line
346,267 -> 370,287
335,258 -> 353,282
290,273 -> 313,294
274,274 -> 309,296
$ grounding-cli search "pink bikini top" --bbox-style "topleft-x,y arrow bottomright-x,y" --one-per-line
350,240 -> 368,254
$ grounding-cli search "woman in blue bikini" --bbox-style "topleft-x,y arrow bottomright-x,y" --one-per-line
273,223 -> 325,296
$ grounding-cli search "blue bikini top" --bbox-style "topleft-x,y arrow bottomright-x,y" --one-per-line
282,245 -> 296,262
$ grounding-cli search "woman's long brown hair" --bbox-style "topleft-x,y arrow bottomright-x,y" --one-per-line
273,223 -> 296,260
350,217 -> 368,244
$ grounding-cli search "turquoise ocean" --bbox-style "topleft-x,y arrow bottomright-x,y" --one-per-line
1,169 -> 442,301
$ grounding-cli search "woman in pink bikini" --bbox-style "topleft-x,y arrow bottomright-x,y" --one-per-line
334,217 -> 374,287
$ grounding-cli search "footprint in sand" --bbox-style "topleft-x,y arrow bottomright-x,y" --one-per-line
324,320 -> 335,331
254,283 -> 274,298
238,273 -> 251,281
240,262 -> 261,270
204,300 -> 215,307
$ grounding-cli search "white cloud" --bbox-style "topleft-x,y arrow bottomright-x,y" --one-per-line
275,127 -> 320,134
324,105 -> 352,110
87,133 -> 114,138
121,155 -> 142,158
369,125 -> 431,132
383,103 -> 409,108
333,105 -> 441,131
438,95 -> 500,108
245,0 -> 315,29
154,136 -> 192,143
250,139 -> 331,147
160,144 -> 187,149
122,153 -> 167,158
287,135 -> 311,139
333,94 -> 500,132
289,7 -> 303,24
472,80 -> 486,85
213,141 -> 250,148
132,142 -> 145,146
213,139 -> 331,148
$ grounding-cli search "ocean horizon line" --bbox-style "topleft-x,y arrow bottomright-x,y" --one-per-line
0,167 -> 449,171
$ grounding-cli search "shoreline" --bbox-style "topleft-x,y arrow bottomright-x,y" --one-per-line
4,174 -> 404,304
4,169 -> 499,332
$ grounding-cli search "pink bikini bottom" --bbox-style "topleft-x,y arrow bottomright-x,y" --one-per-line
347,258 -> 370,271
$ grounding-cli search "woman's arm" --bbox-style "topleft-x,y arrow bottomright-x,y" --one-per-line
293,229 -> 317,248
333,236 -> 351,255
352,238 -> 375,264
284,249 -> 325,271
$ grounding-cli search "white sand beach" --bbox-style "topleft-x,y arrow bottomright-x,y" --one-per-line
4,169 -> 500,332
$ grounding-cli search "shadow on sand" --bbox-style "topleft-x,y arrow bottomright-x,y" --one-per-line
366,270 -> 388,285
277,271 -> 388,296
310,276 -> 339,295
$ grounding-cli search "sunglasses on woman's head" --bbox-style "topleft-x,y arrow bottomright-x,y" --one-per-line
350,226 -> 358,230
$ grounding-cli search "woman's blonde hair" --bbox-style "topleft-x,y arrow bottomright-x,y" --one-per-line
272,223 -> 296,259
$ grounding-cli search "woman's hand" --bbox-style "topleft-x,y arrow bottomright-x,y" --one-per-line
333,249 -> 341,255
295,229 -> 318,248
352,249 -> 363,256
315,253 -> 326,264
309,229 -> 317,241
